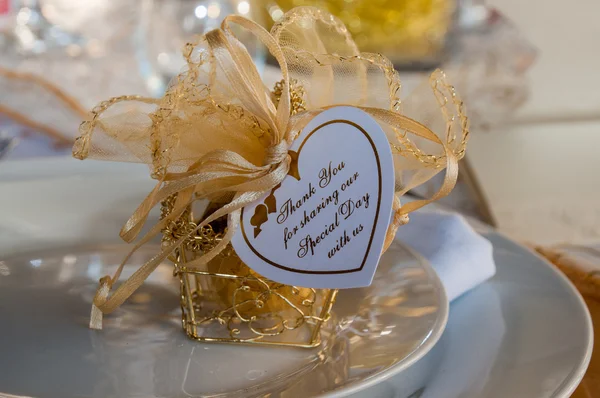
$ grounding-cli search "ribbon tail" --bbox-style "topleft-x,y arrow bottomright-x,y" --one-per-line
361,107 -> 460,252
120,178 -> 165,243
382,195 -> 408,253
88,241 -> 179,327
89,305 -> 103,330
89,276 -> 112,330
397,152 -> 458,216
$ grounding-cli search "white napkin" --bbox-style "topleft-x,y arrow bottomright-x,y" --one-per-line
394,210 -> 496,301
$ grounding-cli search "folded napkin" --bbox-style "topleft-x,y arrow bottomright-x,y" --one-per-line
395,210 -> 496,301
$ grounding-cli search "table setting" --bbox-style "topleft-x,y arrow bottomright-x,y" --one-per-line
0,158 -> 592,397
0,1 -> 597,398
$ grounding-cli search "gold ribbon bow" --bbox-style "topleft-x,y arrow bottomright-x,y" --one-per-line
74,7 -> 468,329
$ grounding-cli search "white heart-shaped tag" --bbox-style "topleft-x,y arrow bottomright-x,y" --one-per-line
231,106 -> 395,288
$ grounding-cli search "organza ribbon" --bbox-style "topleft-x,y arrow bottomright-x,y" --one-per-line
0,67 -> 86,146
74,8 -> 467,329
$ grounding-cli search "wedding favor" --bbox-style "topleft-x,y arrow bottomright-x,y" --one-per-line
73,7 -> 468,347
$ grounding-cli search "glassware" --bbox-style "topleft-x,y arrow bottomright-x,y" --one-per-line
136,0 -> 266,97
267,0 -> 455,68
0,0 -> 86,55
448,3 -> 537,130
0,1 -> 148,157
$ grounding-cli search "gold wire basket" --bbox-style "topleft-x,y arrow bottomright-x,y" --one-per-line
160,196 -> 338,347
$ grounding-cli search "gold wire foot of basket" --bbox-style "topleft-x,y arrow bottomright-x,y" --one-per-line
176,261 -> 338,347
162,196 -> 338,348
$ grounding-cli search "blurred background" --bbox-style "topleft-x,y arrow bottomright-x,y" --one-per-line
0,0 -> 597,245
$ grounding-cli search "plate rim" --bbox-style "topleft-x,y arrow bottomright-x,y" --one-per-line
484,230 -> 594,398
322,244 -> 449,398
0,242 -> 449,398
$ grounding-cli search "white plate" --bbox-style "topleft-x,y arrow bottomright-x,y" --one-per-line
352,232 -> 593,398
0,158 -> 447,397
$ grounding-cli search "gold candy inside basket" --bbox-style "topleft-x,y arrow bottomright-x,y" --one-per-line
160,80 -> 338,348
